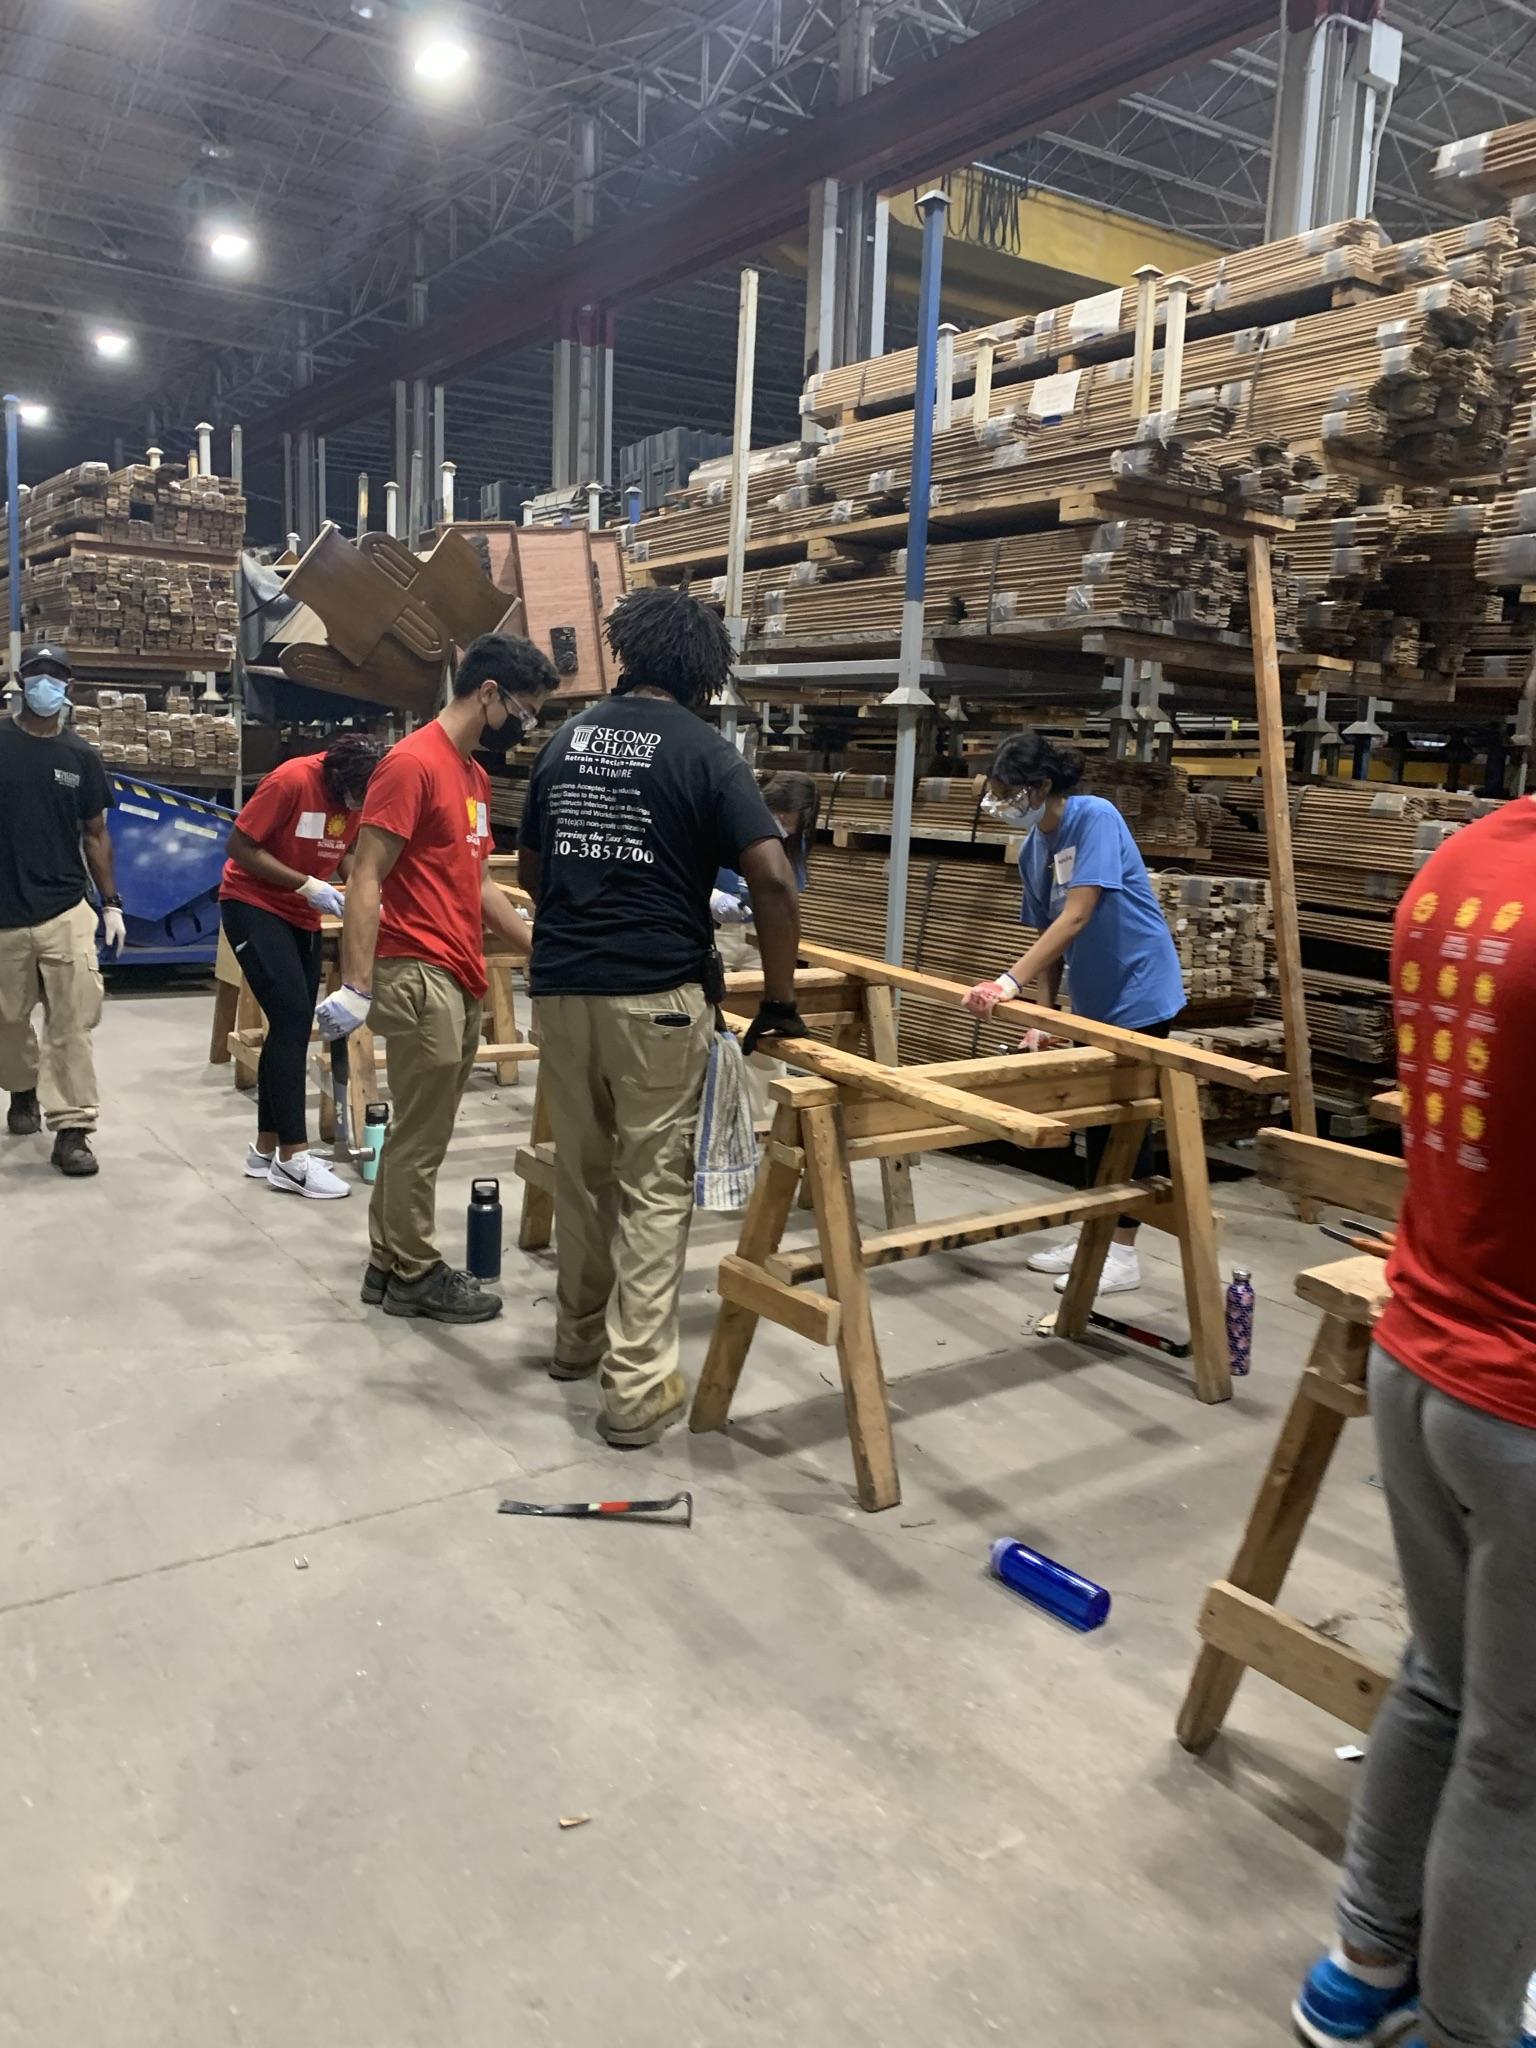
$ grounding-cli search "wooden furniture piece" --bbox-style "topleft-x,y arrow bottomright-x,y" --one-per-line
541,943 -> 1282,1513
1177,1129 -> 1407,1751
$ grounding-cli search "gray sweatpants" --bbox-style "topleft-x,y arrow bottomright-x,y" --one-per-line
1336,1344 -> 1536,2048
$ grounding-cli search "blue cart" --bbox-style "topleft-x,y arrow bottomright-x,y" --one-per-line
104,775 -> 234,967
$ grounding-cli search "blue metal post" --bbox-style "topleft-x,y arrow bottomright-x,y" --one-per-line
882,189 -> 949,967
3,394 -> 20,683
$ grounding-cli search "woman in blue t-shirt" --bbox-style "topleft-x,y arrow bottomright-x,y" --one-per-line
962,731 -> 1185,1297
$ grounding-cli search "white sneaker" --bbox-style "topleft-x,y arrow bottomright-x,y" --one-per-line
244,1143 -> 274,1179
267,1151 -> 350,1200
1054,1243 -> 1141,1295
1026,1233 -> 1081,1274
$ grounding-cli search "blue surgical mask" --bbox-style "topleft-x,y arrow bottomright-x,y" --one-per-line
21,674 -> 69,720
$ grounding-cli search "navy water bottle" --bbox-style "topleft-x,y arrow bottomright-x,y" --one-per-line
466,1178 -> 502,1280
989,1537 -> 1110,1632
1226,1267 -> 1256,1377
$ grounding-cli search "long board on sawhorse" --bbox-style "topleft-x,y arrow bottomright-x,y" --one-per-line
1177,1130 -> 1406,1749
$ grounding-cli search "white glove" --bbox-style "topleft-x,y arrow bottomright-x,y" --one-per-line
315,983 -> 371,1041
710,887 -> 745,924
101,906 -> 127,956
298,875 -> 346,918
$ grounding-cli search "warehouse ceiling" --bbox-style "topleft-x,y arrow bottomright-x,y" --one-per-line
1,0 -> 1532,528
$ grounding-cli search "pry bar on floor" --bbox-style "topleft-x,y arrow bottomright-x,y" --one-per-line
1035,1307 -> 1193,1358
497,1490 -> 694,1526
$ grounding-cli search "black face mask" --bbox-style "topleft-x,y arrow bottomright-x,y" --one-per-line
478,710 -> 524,758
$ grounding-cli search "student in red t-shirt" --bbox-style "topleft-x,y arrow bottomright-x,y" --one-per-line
317,634 -> 556,1324
1293,801 -> 1536,2048
219,734 -> 382,1199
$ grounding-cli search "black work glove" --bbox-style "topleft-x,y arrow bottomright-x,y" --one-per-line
742,1000 -> 808,1056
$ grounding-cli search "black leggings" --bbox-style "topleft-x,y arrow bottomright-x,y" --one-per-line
1084,1017 -> 1173,1229
221,900 -> 323,1148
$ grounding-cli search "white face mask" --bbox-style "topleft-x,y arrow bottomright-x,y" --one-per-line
982,790 -> 1046,833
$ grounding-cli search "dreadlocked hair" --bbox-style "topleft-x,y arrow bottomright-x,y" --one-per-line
605,586 -> 733,707
321,732 -> 385,808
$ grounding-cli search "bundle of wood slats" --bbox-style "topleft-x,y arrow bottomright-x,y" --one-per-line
6,550 -> 239,663
1436,122 -> 1536,199
0,461 -> 245,555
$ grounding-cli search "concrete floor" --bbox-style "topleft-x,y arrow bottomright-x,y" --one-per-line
0,986 -> 1402,2048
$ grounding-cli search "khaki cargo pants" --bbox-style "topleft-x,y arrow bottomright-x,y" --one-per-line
533,985 -> 714,1421
0,900 -> 104,1132
368,957 -> 482,1284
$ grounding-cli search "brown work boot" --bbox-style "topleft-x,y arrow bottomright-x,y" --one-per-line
51,1129 -> 99,1177
597,1371 -> 688,1449
6,1089 -> 41,1136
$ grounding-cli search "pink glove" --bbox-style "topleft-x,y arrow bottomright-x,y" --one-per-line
963,979 -> 1010,1017
1018,1028 -> 1051,1052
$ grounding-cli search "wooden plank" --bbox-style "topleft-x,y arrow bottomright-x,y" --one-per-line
717,1253 -> 841,1346
796,941 -> 1288,1092
1295,1255 -> 1391,1324
1246,534 -> 1319,1155
759,1034 -> 1071,1150
766,1179 -> 1161,1284
1254,1128 -> 1405,1222
473,1042 -> 541,1064
800,1101 -> 900,1512
208,979 -> 238,1065
1195,1582 -> 1392,1734
513,1143 -> 555,1193
1054,1116 -> 1145,1340
863,981 -> 918,1231
1371,1088 -> 1403,1126
484,962 -> 524,1087
833,1061 -> 1151,1139
516,1074 -> 555,1250
691,1104 -> 809,1434
1303,1371 -> 1370,1419
1177,1371 -> 1349,1751
346,1023 -> 378,1159
1160,1067 -> 1231,1404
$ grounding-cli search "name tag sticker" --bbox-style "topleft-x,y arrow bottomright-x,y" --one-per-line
476,802 -> 489,839
1053,847 -> 1077,887
296,811 -> 326,840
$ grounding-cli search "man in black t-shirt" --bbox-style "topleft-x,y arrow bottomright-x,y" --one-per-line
519,588 -> 804,1447
0,646 -> 125,1177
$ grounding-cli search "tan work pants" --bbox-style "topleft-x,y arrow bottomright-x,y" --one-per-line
0,901 -> 103,1131
368,957 -> 482,1283
533,985 -> 713,1418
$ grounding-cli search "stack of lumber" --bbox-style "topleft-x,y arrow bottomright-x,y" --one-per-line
1151,874 -> 1273,1002
1176,1019 -> 1286,1135
1435,121 -> 1536,199
10,550 -> 238,664
0,460 -> 244,673
71,691 -> 239,773
0,461 -> 245,554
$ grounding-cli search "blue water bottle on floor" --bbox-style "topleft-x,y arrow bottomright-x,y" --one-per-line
466,1178 -> 502,1280
1226,1267 -> 1256,1377
990,1538 -> 1111,1632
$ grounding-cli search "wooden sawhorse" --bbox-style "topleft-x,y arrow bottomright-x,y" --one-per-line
690,948 -> 1289,1511
1177,1129 -> 1407,1749
513,965 -> 917,1254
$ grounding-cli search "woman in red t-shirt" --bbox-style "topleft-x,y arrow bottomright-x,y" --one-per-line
219,735 -> 382,1198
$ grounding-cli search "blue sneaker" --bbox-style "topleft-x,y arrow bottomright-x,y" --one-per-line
1293,1953 -> 1418,2046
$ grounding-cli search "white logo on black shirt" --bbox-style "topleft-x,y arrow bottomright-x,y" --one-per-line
53,767 -> 81,790
569,724 -> 661,763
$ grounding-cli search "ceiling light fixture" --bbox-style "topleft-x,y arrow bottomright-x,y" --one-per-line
206,225 -> 254,264
93,329 -> 131,360
412,31 -> 469,83
18,402 -> 50,427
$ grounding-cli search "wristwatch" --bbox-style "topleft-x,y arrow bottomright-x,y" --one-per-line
101,893 -> 124,909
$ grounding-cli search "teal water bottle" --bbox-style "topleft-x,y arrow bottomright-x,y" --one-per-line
360,1102 -> 389,1185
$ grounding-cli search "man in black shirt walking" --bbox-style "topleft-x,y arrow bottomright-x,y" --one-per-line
0,646 -> 124,1177
519,587 -> 804,1447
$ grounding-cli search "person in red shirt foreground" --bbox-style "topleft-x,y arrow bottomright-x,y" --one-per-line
1293,803 -> 1536,2048
318,634 -> 556,1324
219,733 -> 383,1199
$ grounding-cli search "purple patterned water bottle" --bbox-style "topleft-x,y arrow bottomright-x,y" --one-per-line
1226,1267 -> 1255,1377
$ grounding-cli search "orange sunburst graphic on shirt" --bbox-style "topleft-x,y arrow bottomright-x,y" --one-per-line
327,812 -> 347,839
1467,1036 -> 1491,1075
1492,901 -> 1524,934
1401,960 -> 1422,994
1436,964 -> 1459,1001
1425,1090 -> 1445,1127
466,796 -> 480,829
1432,1027 -> 1453,1063
1475,971 -> 1497,1007
1398,1022 -> 1416,1057
1401,1084 -> 1413,1121
1453,896 -> 1482,929
1411,892 -> 1438,925
1461,1103 -> 1486,1142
